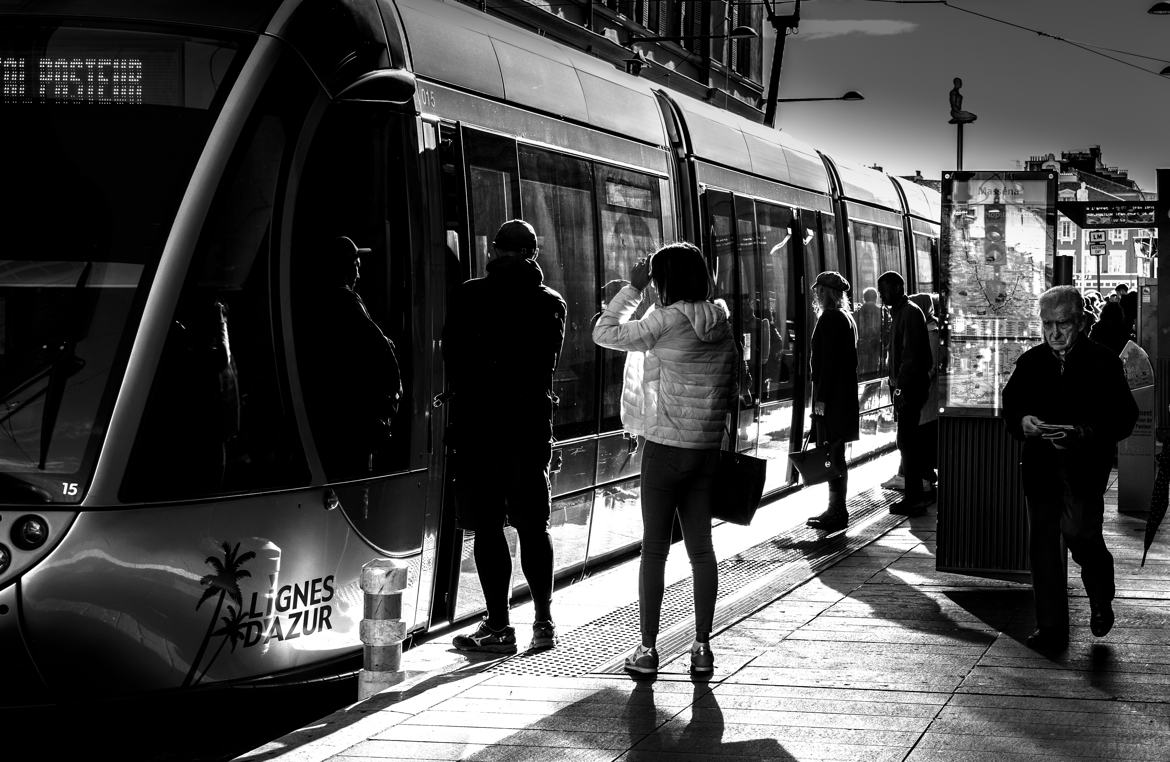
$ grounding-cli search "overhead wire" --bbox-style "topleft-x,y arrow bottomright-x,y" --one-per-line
862,0 -> 1170,75
471,0 -> 1170,74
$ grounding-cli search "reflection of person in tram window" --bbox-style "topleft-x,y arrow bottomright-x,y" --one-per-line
855,287 -> 884,377
304,236 -> 403,481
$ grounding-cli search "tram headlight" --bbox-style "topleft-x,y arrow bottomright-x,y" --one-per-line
11,515 -> 48,551
0,544 -> 10,574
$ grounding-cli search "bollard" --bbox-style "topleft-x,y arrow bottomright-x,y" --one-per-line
358,558 -> 409,699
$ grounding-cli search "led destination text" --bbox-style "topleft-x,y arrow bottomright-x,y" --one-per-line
2,56 -> 143,104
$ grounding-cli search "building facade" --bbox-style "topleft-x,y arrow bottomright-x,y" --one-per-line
457,0 -> 775,121
1025,148 -> 1155,296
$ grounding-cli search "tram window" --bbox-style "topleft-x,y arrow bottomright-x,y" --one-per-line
734,198 -> 762,404
800,209 -> 823,394
914,233 -> 937,295
464,131 -> 521,276
598,169 -> 663,431
519,146 -> 597,440
290,104 -> 414,481
706,191 -> 736,307
122,52 -> 315,502
756,203 -> 795,404
821,214 -> 840,274
851,221 -> 903,382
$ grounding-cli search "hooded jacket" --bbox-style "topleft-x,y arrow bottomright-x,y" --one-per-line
592,285 -> 735,449
443,255 -> 566,446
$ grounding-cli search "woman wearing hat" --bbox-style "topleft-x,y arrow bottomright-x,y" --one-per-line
806,271 -> 860,531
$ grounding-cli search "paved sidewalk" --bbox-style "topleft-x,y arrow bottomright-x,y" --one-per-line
240,458 -> 1170,761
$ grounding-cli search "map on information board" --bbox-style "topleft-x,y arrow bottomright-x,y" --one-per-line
941,171 -> 1056,415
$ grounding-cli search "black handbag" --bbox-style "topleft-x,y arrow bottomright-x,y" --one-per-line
712,446 -> 767,525
788,432 -> 842,486
710,340 -> 766,525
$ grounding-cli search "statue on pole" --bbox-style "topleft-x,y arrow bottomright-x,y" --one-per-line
949,77 -> 976,170
949,77 -> 977,124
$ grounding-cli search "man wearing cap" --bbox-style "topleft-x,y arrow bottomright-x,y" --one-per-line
806,271 -> 859,531
306,235 -> 403,480
444,219 -> 567,653
878,270 -> 933,516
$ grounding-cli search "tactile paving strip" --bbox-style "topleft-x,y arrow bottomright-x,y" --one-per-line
490,487 -> 903,676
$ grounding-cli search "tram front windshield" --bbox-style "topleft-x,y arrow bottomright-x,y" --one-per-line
0,24 -> 246,503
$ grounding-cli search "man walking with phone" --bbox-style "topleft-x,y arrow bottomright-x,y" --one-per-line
1002,285 -> 1137,653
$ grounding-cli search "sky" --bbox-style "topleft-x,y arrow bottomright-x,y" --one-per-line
774,0 -> 1170,193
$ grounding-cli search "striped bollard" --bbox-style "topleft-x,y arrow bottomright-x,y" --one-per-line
358,558 -> 409,699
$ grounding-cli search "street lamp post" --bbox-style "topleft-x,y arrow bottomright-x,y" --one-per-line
776,91 -> 864,103
762,0 -> 801,128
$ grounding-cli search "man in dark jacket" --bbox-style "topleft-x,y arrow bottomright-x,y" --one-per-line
878,271 -> 932,515
1003,285 -> 1136,653
444,219 -> 567,654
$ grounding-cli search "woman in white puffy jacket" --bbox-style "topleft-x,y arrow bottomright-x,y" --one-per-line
592,242 -> 736,676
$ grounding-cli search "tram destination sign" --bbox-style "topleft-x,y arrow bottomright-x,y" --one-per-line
1057,201 -> 1157,229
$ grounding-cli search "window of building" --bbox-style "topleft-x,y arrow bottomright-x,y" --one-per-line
1109,249 -> 1125,274
1058,218 -> 1074,241
1109,228 -> 1126,244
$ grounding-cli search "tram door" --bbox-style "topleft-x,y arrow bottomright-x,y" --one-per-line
704,190 -> 803,493
288,101 -> 429,608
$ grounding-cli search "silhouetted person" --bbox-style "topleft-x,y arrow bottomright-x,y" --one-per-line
1003,286 -> 1136,653
806,271 -> 859,532
305,236 -> 402,480
879,271 -> 932,516
446,219 -> 567,654
1089,300 -> 1129,355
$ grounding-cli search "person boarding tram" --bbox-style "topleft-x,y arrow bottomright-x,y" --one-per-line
445,219 -> 567,654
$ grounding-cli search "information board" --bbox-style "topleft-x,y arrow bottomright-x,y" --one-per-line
941,171 -> 1056,415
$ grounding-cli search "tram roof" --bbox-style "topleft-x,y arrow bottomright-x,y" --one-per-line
664,91 -> 831,196
892,176 -> 942,224
824,154 -> 905,213
0,0 -> 288,33
395,0 -> 665,147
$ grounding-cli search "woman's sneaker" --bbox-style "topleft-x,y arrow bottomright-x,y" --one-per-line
623,644 -> 659,675
452,619 -> 517,654
530,620 -> 558,650
881,474 -> 906,490
690,641 -> 714,674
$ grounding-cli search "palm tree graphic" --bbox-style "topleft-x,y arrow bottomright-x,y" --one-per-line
183,541 -> 255,687
196,604 -> 250,685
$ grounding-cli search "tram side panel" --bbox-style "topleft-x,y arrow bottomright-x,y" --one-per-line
19,38 -> 433,697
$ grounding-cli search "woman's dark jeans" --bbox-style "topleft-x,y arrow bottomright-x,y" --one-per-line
638,439 -> 719,645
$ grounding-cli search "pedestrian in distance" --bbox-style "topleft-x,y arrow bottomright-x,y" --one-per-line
805,271 -> 859,532
1088,300 -> 1129,356
878,271 -> 933,516
592,242 -> 736,677
444,219 -> 567,654
1002,285 -> 1137,653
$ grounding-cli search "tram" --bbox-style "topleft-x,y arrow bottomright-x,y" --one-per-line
0,0 -> 940,703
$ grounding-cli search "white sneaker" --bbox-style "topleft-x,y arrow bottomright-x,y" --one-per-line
881,475 -> 905,490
